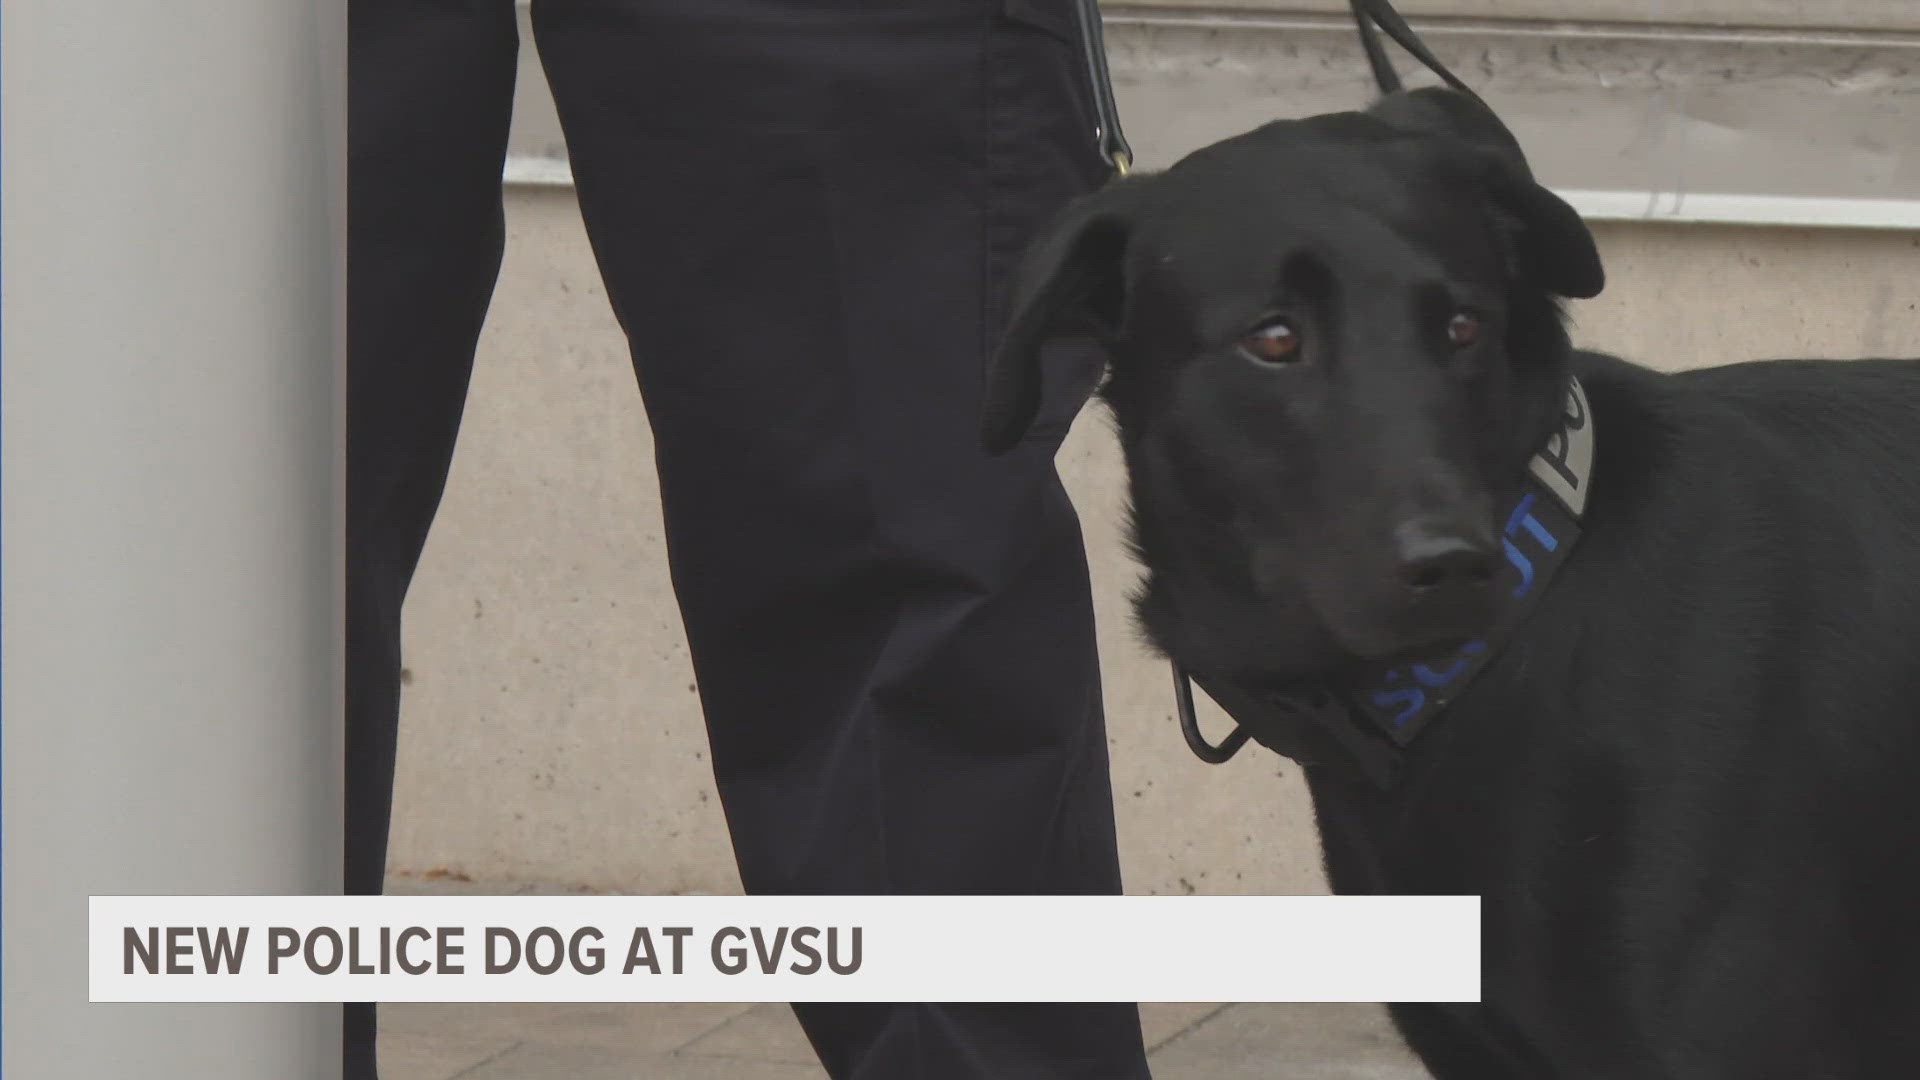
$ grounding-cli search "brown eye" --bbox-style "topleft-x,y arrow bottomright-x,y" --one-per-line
1240,317 -> 1302,365
1447,312 -> 1484,348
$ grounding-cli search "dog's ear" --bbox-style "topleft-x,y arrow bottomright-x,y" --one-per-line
980,177 -> 1150,455
1368,88 -> 1605,300
1479,170 -> 1605,299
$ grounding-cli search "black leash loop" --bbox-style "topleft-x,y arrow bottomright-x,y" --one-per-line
1348,0 -> 1484,103
1071,0 -> 1133,176
1174,663 -> 1251,763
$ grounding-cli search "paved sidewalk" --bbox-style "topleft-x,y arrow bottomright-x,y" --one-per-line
381,999 -> 1426,1079
382,878 -> 1427,1079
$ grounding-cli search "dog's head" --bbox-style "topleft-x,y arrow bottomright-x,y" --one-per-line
983,88 -> 1603,679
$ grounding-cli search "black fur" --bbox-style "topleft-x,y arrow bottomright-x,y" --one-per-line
983,88 -> 1920,1078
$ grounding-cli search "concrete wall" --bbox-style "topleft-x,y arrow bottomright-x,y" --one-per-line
387,188 -> 1920,896
503,6 -> 1920,221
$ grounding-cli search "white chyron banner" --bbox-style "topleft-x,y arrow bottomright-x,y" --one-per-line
91,895 -> 1479,1004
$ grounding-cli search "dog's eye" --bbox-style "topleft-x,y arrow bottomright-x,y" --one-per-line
1447,312 -> 1484,348
1239,318 -> 1302,365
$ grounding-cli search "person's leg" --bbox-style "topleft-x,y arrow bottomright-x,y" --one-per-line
530,2 -> 1147,1076
346,1 -> 520,1075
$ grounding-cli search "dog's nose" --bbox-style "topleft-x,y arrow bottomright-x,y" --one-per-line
1395,525 -> 1498,596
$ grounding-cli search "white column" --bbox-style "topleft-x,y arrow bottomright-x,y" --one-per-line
3,0 -> 342,1076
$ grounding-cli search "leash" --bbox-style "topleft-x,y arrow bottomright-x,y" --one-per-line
1069,0 -> 1580,786
1071,0 -> 1133,176
1069,0 -> 1478,183
1347,0 -> 1484,104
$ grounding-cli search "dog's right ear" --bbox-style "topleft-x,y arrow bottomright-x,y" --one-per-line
980,177 -> 1150,455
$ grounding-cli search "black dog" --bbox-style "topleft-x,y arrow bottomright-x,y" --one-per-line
983,87 -> 1920,1078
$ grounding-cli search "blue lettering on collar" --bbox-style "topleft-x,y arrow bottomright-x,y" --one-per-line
1353,378 -> 1591,747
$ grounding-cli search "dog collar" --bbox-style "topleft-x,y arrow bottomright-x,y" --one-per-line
1173,376 -> 1594,789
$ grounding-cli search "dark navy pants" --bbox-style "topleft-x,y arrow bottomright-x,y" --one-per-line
347,1 -> 1146,1076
